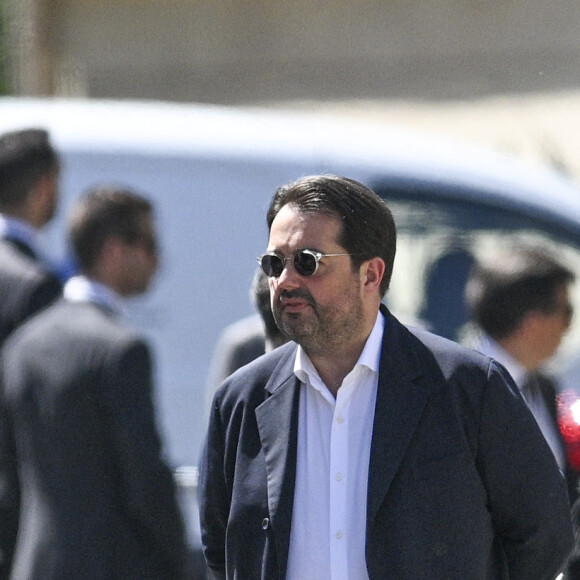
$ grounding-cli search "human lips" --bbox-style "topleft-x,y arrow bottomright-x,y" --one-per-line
280,297 -> 310,313
278,290 -> 314,313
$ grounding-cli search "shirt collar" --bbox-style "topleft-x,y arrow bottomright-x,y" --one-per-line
63,275 -> 124,316
0,214 -> 39,254
294,310 -> 385,386
474,334 -> 527,386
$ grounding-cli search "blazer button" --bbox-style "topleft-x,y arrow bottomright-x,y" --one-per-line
262,518 -> 270,530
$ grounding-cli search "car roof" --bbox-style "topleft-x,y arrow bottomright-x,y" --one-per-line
2,97 -> 580,244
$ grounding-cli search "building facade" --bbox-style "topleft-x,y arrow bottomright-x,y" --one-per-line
4,0 -> 580,105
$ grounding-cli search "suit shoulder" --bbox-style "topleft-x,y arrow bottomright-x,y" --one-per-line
216,314 -> 265,346
406,323 -> 492,368
0,240 -> 61,301
6,300 -> 143,354
393,321 -> 505,398
0,240 -> 49,280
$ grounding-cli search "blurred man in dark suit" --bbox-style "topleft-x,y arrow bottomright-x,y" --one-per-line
0,186 -> 192,579
465,243 -> 578,502
0,128 -> 62,346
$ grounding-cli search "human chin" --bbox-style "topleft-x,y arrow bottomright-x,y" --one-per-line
274,308 -> 313,342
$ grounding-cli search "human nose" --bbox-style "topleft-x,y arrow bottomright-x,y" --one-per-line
275,257 -> 302,288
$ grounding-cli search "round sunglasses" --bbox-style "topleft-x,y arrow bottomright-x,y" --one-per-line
257,249 -> 354,278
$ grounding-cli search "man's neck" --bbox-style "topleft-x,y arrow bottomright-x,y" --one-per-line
497,335 -> 540,372
308,343 -> 367,398
304,310 -> 383,398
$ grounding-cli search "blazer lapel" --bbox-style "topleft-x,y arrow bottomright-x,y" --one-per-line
5,237 -> 37,261
367,308 -> 430,525
255,349 -> 300,577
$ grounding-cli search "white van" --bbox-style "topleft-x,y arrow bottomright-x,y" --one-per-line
3,97 -> 580,470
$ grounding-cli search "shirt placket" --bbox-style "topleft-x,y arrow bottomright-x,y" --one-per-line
329,391 -> 349,578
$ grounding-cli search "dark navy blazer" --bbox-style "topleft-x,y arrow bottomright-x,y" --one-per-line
200,306 -> 573,580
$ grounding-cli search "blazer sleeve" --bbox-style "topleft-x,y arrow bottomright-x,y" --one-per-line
477,360 -> 574,580
101,339 -> 191,579
198,392 -> 228,580
0,380 -> 19,580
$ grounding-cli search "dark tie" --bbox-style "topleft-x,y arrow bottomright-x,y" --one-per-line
521,373 -> 541,407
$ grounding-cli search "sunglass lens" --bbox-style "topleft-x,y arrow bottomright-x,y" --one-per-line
261,255 -> 284,277
294,251 -> 317,276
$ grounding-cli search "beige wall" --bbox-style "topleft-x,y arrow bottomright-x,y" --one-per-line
7,0 -> 580,104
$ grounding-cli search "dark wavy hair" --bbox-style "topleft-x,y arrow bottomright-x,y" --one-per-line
68,185 -> 153,271
0,128 -> 59,210
465,244 -> 575,339
266,175 -> 396,296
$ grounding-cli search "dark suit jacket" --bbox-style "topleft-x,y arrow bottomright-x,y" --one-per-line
531,372 -> 580,503
0,300 -> 191,579
0,237 -> 62,575
562,496 -> 580,579
0,237 -> 62,346
199,306 -> 573,580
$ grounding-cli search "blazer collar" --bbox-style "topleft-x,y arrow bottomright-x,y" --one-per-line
63,275 -> 124,317
0,215 -> 40,259
367,305 -> 430,524
3,236 -> 37,260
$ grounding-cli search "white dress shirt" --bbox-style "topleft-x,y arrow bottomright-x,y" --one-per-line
64,275 -> 124,316
286,311 -> 384,580
474,335 -> 566,471
0,214 -> 40,255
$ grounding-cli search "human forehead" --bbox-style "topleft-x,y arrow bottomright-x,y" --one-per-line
267,205 -> 343,251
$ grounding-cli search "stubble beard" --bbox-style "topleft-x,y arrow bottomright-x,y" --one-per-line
274,285 -> 365,358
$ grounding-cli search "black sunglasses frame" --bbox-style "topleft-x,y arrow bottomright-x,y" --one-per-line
257,249 -> 353,278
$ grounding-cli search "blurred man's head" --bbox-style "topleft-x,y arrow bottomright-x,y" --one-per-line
0,128 -> 60,228
465,244 -> 575,369
68,186 -> 159,297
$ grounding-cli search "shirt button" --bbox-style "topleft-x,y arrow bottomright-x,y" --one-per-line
336,416 -> 345,424
262,518 -> 270,530
335,473 -> 343,481
335,531 -> 343,539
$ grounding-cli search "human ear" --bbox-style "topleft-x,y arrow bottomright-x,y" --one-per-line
361,257 -> 385,294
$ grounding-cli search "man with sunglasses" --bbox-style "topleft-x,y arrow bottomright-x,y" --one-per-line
0,187 -> 193,579
199,175 -> 573,580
